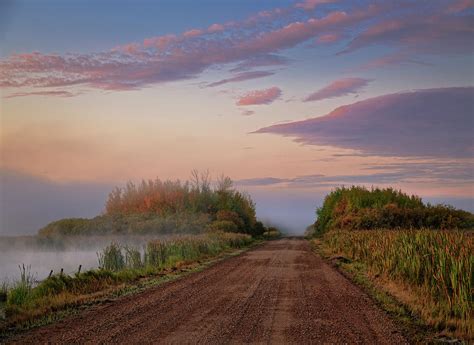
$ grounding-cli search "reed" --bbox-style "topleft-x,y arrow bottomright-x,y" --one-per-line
321,229 -> 473,336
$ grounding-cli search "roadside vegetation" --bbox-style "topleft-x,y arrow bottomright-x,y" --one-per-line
308,186 -> 474,340
308,186 -> 473,236
262,227 -> 282,239
1,171 -> 275,335
0,232 -> 253,332
39,171 -> 265,238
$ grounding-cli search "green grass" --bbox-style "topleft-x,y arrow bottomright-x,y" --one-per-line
1,232 -> 253,331
7,265 -> 35,307
319,229 -> 473,339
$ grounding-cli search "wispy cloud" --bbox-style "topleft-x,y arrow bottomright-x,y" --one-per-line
207,71 -> 274,87
256,87 -> 474,158
357,51 -> 433,70
241,109 -> 255,116
338,7 -> 474,56
236,160 -> 474,188
237,87 -> 281,106
0,1 -> 471,96
229,54 -> 289,72
4,90 -> 76,98
295,0 -> 337,11
303,77 -> 371,102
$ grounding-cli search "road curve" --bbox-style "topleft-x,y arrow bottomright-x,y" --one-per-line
9,238 -> 407,344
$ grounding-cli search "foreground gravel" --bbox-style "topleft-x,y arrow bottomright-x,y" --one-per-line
9,238 -> 407,344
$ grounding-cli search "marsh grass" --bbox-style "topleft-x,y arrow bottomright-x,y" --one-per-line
320,229 -> 473,338
7,265 -> 35,307
2,232 -> 253,330
97,242 -> 125,271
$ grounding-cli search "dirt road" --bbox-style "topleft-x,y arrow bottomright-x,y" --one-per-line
9,238 -> 407,344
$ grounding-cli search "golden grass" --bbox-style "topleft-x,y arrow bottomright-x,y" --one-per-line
318,229 -> 473,340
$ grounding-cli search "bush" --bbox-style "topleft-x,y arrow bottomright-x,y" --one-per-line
38,171 -> 264,238
314,186 -> 474,233
263,227 -> 281,239
206,220 -> 239,233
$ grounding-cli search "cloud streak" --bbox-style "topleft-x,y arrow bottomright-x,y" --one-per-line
237,87 -> 281,106
304,77 -> 371,102
256,87 -> 474,158
207,71 -> 274,87
237,160 -> 474,188
4,90 -> 76,98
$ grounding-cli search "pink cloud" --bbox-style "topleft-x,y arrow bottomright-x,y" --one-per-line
4,90 -> 76,98
256,87 -> 474,158
241,109 -> 255,116
358,51 -> 433,70
207,71 -> 274,87
143,34 -> 177,49
339,9 -> 474,55
0,2 -> 381,93
0,1 -> 470,95
229,54 -> 289,72
304,77 -> 371,102
316,33 -> 341,43
207,23 -> 225,33
446,0 -> 474,13
183,29 -> 203,38
237,87 -> 281,106
295,0 -> 337,11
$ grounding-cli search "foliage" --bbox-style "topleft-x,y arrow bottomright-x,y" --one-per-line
321,230 -> 473,337
262,227 -> 281,239
97,242 -> 125,271
39,171 -> 264,237
38,213 -> 211,237
7,265 -> 35,307
3,232 -> 253,327
314,186 -> 474,233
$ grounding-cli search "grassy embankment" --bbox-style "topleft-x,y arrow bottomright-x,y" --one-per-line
308,186 -> 473,341
1,172 -> 271,335
0,232 -> 253,334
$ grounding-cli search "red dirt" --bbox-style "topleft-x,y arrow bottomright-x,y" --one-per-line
9,238 -> 407,344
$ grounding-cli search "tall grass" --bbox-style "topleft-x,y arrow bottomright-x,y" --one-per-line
2,232 -> 253,328
7,265 -> 35,307
321,230 -> 473,336
97,232 -> 253,269
97,242 -> 125,271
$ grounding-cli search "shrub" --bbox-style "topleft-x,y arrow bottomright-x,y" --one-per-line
314,186 -> 474,233
206,220 -> 239,233
38,171 -> 264,238
263,227 -> 281,239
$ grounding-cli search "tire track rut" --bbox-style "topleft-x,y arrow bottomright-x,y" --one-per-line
8,238 -> 407,344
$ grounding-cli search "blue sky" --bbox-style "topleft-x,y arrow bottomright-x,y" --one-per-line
1,0 -> 473,234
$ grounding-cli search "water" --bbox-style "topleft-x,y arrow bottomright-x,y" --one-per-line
0,235 -> 169,284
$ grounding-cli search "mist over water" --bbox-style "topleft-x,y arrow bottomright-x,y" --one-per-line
0,235 -> 171,284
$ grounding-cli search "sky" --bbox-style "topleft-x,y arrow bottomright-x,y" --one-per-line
1,0 -> 473,235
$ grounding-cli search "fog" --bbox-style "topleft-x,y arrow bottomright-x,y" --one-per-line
0,235 -> 170,284
1,170 -> 473,284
